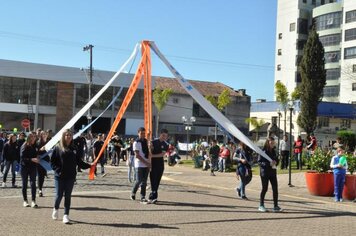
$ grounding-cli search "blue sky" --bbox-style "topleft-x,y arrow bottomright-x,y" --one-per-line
0,0 -> 277,101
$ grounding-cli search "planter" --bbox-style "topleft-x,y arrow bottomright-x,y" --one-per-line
305,171 -> 334,196
342,175 -> 356,200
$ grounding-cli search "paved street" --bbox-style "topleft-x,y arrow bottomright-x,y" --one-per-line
0,164 -> 355,236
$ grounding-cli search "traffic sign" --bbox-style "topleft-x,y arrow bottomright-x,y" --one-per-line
21,119 -> 31,129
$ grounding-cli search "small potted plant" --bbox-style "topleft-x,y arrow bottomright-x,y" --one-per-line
343,153 -> 356,200
305,148 -> 334,196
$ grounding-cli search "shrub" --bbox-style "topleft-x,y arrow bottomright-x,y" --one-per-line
309,148 -> 332,173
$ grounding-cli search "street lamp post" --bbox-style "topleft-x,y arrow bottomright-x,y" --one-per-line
277,109 -> 282,158
83,44 -> 94,132
288,101 -> 294,187
182,116 -> 196,160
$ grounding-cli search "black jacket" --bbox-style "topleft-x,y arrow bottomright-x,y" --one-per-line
3,142 -> 20,162
20,143 -> 38,168
258,147 -> 279,177
51,145 -> 91,179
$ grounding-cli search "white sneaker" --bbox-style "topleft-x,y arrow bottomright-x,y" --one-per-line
52,208 -> 58,220
1,182 -> 6,188
63,214 -> 70,224
23,201 -> 30,207
31,201 -> 38,208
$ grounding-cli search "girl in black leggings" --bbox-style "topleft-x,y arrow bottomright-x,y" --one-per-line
258,136 -> 282,212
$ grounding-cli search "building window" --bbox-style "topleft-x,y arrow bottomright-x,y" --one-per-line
326,68 -> 340,81
172,98 -> 179,104
323,85 -> 339,97
321,0 -> 325,5
303,0 -> 307,3
278,49 -> 282,55
318,117 -> 329,128
0,77 -> 37,105
315,12 -> 342,31
296,72 -> 302,83
290,23 -> 296,32
346,10 -> 356,23
296,55 -> 303,66
345,28 -> 356,41
193,102 -> 210,118
340,119 -> 351,129
319,34 -> 341,47
297,39 -> 307,50
39,81 -> 57,106
353,64 -> 356,73
271,116 -> 277,125
298,19 -> 308,34
353,83 -> 356,91
312,0 -> 316,5
344,47 -> 356,59
324,51 -> 340,63
277,64 -> 281,71
278,33 -> 282,39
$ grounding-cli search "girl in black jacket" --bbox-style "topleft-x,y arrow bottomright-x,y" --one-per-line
50,129 -> 91,224
20,132 -> 40,208
258,136 -> 282,212
2,134 -> 20,188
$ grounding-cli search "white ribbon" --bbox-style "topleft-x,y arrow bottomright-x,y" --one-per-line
149,42 -> 272,163
45,43 -> 140,151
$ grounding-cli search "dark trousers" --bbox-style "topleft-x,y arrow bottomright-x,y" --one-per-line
210,158 -> 218,173
280,151 -> 289,169
333,172 -> 345,201
54,177 -> 75,215
260,174 -> 279,207
21,166 -> 37,202
37,164 -> 47,191
149,159 -> 164,200
131,167 -> 149,199
3,160 -> 17,185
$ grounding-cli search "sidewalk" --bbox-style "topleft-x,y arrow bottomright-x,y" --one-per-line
163,164 -> 356,210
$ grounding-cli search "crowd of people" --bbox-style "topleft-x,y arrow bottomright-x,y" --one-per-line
0,128 -> 354,224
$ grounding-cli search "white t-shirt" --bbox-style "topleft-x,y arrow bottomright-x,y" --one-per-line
133,140 -> 149,168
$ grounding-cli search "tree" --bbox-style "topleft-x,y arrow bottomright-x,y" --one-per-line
153,87 -> 173,137
205,88 -> 232,139
275,80 -> 289,135
297,25 -> 326,136
245,117 -> 265,141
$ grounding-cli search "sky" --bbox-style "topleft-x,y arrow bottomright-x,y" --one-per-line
0,0 -> 277,102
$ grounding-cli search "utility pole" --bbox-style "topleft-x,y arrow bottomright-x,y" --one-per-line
83,44 -> 94,132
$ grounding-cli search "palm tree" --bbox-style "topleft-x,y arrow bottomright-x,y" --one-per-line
245,117 -> 265,141
205,88 -> 231,140
153,87 -> 173,137
275,80 -> 289,135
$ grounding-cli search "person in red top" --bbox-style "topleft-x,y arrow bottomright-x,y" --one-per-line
294,136 -> 304,170
218,144 -> 230,172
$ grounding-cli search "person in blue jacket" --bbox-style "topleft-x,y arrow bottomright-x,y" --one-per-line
50,129 -> 92,224
330,147 -> 348,202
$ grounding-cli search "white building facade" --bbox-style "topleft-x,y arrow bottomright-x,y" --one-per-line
275,0 -> 356,104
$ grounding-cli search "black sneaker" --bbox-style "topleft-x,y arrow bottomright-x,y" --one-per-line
140,198 -> 148,204
130,195 -> 136,201
241,196 -> 248,200
236,188 -> 241,197
272,206 -> 283,212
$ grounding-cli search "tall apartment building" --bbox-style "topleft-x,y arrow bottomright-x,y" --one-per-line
275,0 -> 356,104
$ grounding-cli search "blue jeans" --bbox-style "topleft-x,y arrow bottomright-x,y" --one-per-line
3,160 -> 17,185
128,155 -> 136,183
219,158 -> 227,172
131,167 -> 149,199
334,172 -> 345,201
21,166 -> 37,202
54,177 -> 75,215
238,165 -> 247,197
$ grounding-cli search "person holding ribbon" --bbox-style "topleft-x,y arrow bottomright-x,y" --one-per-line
258,136 -> 282,212
50,129 -> 92,224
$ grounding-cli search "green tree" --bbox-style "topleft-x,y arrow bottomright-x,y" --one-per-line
153,87 -> 173,137
275,80 -> 289,134
245,117 -> 265,141
297,25 -> 326,136
205,88 -> 232,139
337,130 -> 356,152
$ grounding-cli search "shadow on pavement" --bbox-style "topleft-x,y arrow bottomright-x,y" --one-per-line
71,220 -> 179,229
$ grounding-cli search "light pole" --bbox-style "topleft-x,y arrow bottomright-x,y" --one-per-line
288,101 -> 294,187
83,44 -> 94,132
182,116 -> 196,159
277,109 -> 282,158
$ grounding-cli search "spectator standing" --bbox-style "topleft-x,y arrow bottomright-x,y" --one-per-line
279,135 -> 290,169
2,134 -> 20,188
36,131 -> 50,197
209,140 -> 220,176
